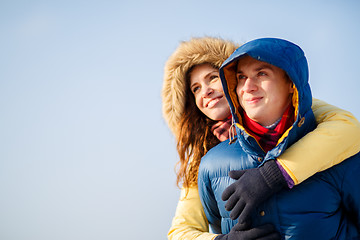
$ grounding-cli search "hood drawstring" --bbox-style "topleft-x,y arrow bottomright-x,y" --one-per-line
229,117 -> 237,144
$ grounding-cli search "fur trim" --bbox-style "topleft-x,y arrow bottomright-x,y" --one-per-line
162,37 -> 238,137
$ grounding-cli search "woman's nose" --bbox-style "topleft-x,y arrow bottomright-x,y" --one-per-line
201,85 -> 214,97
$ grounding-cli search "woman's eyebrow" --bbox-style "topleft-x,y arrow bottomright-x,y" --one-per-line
190,82 -> 197,89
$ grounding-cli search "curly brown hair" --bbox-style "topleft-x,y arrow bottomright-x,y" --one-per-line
175,65 -> 221,188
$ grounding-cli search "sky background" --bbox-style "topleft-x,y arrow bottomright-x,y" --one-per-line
1,0 -> 360,239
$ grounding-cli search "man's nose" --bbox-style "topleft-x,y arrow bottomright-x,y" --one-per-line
242,77 -> 257,92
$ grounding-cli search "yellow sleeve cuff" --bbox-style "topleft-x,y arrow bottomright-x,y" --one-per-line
277,98 -> 360,184
168,186 -> 218,240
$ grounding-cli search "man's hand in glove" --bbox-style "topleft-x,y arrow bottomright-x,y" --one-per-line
221,160 -> 288,224
215,223 -> 281,240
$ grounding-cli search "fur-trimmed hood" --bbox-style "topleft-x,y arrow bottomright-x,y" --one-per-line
162,37 -> 238,137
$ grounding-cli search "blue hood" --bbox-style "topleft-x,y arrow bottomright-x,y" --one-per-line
219,38 -> 315,159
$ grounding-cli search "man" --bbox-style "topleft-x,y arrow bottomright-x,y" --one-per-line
198,38 -> 360,239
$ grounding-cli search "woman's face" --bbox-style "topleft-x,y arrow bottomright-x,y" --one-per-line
189,64 -> 231,121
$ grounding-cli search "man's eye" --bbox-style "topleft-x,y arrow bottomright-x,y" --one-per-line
237,74 -> 246,80
258,72 -> 267,76
210,75 -> 219,81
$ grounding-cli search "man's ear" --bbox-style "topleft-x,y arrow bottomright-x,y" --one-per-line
289,83 -> 295,93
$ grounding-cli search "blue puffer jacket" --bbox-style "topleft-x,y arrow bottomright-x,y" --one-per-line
198,38 -> 360,239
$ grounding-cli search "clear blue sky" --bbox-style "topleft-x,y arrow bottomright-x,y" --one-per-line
1,0 -> 359,239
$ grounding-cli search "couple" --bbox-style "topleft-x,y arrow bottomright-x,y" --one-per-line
163,37 -> 360,239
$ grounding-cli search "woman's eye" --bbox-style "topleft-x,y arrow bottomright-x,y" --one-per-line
192,86 -> 200,93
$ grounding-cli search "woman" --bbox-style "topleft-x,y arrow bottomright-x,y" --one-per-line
162,37 -> 360,239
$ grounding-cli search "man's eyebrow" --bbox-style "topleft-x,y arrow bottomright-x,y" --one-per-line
255,64 -> 274,72
237,63 -> 274,73
207,70 -> 219,77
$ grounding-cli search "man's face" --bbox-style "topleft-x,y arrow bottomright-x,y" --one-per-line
235,56 -> 294,126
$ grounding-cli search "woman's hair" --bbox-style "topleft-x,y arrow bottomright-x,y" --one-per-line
162,37 -> 238,188
175,65 -> 220,188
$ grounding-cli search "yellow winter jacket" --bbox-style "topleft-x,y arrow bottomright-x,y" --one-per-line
168,99 -> 360,240
168,186 -> 217,240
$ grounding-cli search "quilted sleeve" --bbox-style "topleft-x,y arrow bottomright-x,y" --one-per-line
168,186 -> 218,240
277,98 -> 360,184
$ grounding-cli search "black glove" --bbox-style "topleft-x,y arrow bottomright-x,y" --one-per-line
222,160 -> 287,224
214,223 -> 281,240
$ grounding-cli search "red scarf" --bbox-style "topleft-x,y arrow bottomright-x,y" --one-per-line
211,116 -> 232,142
242,105 -> 295,152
